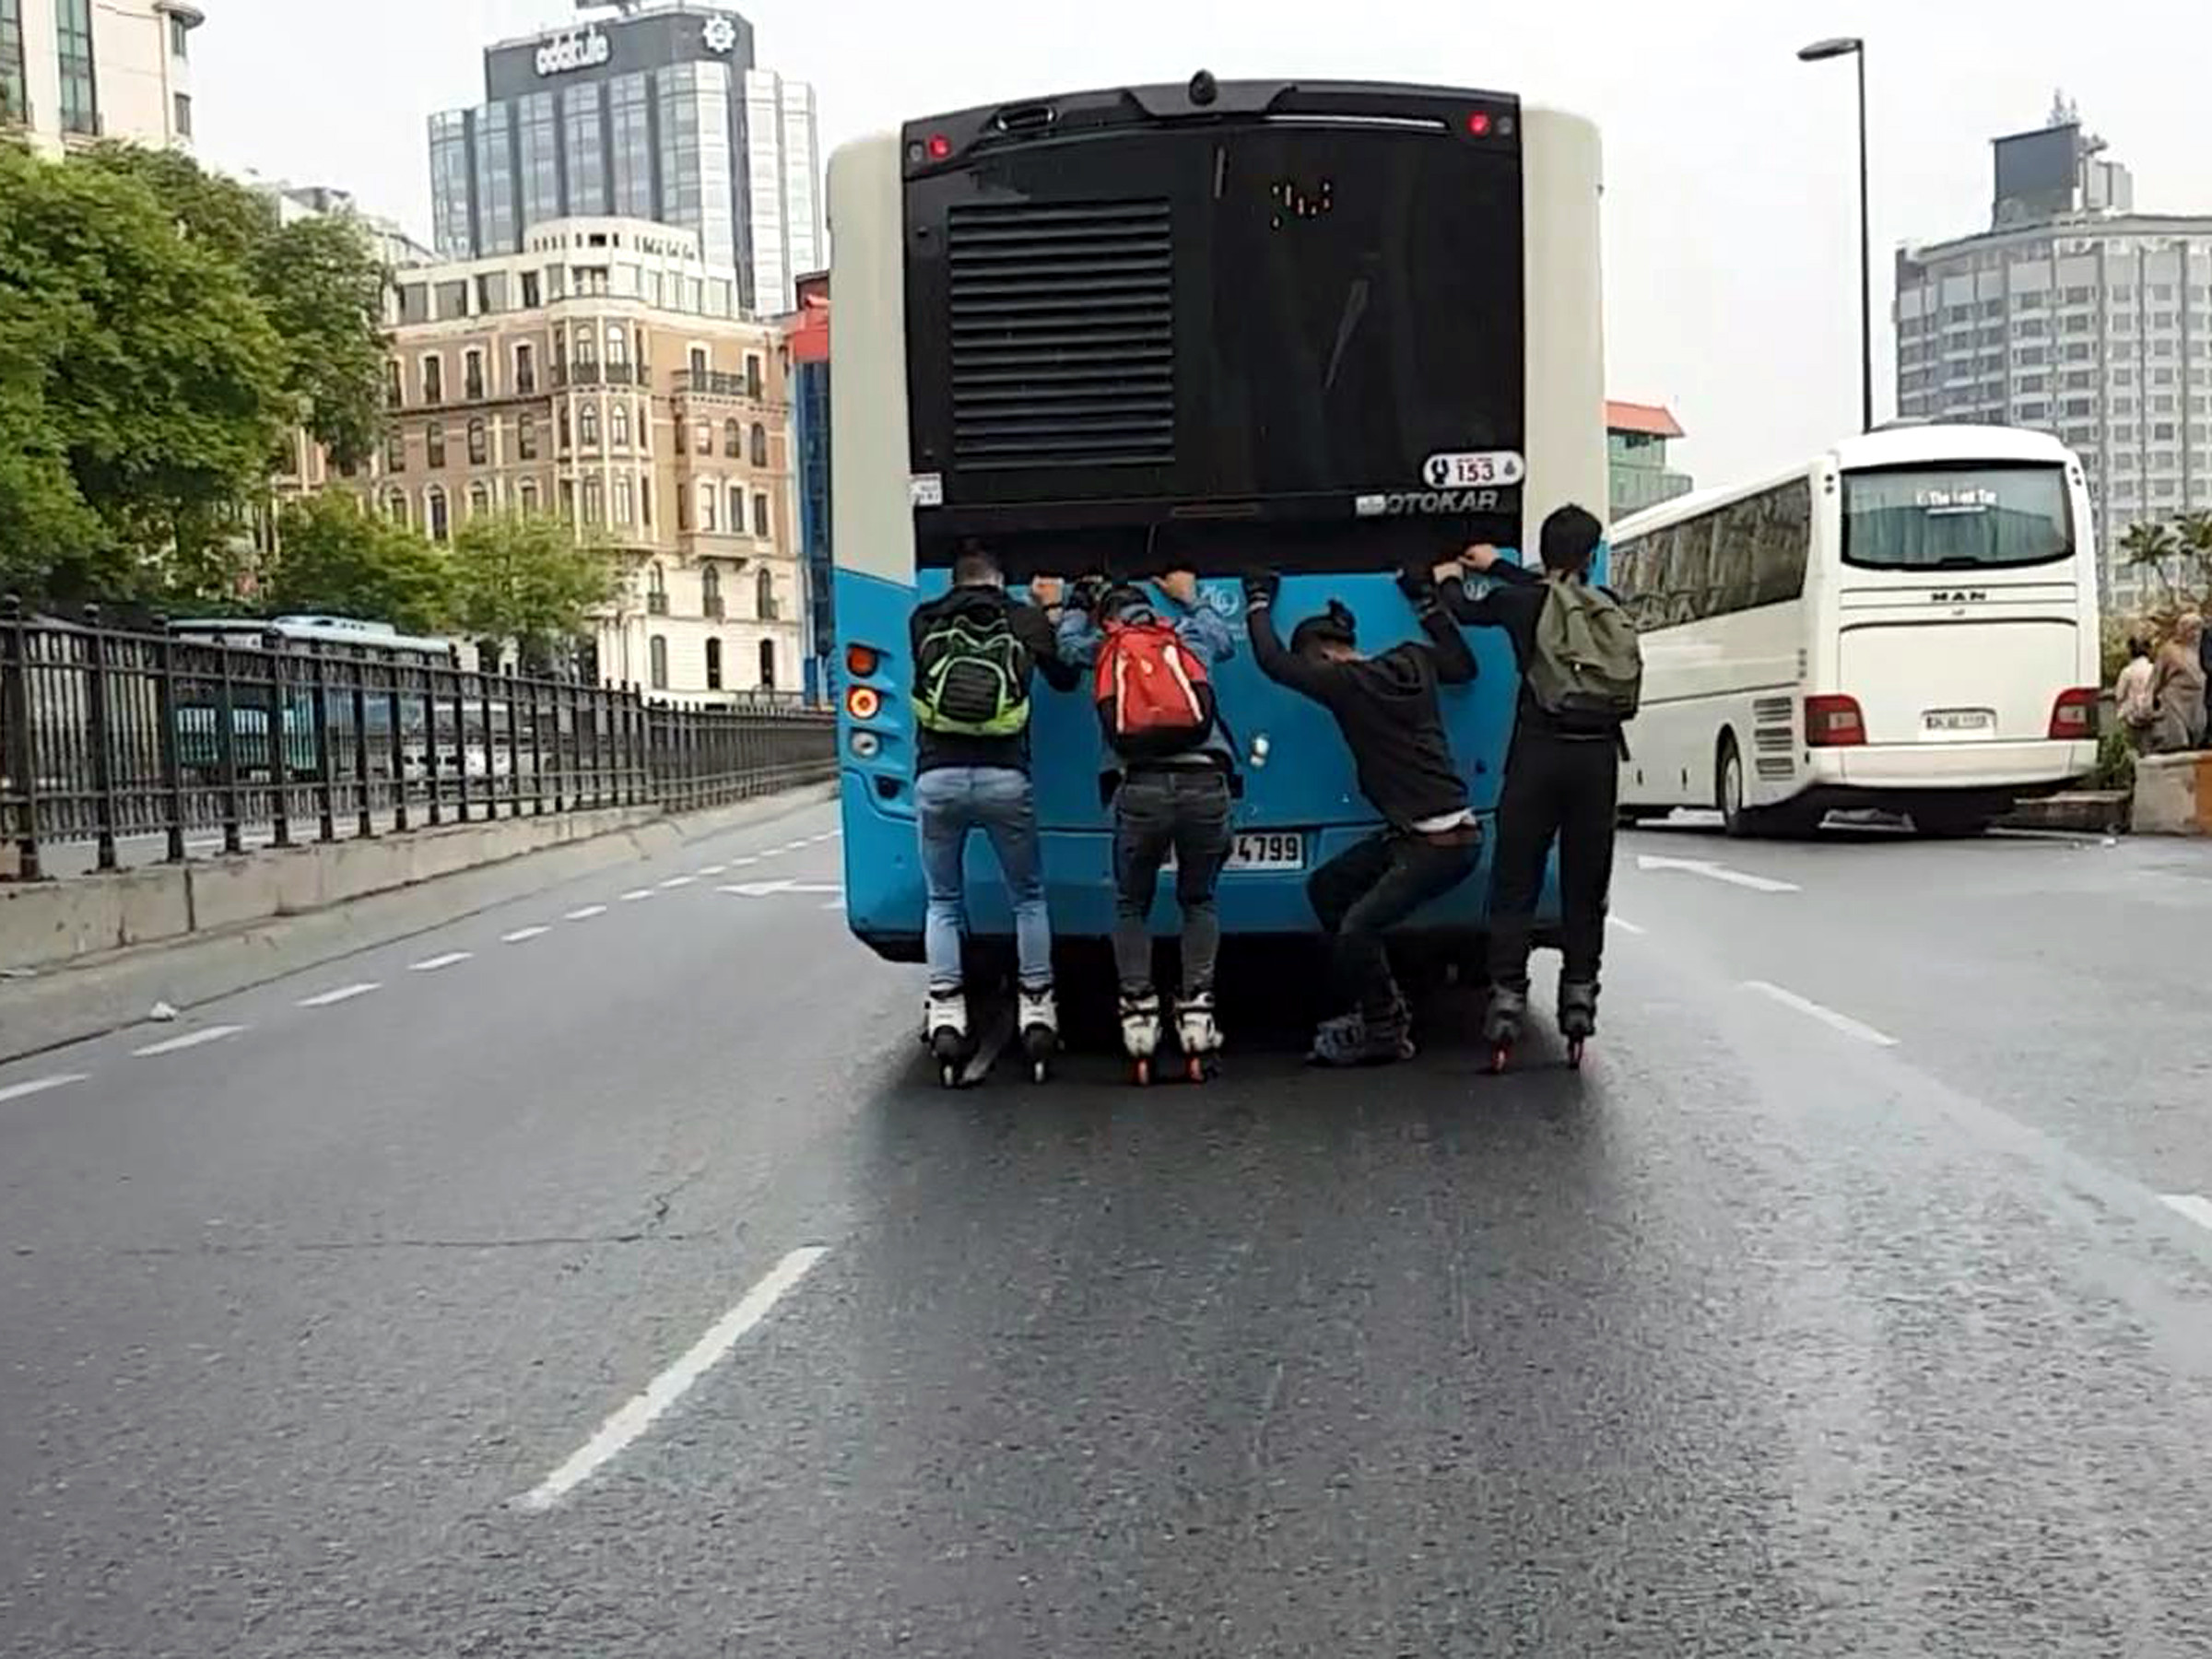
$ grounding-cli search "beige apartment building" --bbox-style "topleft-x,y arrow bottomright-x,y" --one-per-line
351,216 -> 805,701
1,0 -> 201,153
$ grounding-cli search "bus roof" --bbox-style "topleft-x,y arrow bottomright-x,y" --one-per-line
1615,423 -> 2077,541
167,616 -> 456,655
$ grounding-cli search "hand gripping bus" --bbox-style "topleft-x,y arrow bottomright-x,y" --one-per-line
830,75 -> 1606,986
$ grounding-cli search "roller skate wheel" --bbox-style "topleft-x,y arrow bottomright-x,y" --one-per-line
1567,1040 -> 1585,1071
938,1061 -> 960,1088
1133,1057 -> 1152,1088
1488,1044 -> 1511,1075
1185,1053 -> 1209,1085
1031,1059 -> 1049,1084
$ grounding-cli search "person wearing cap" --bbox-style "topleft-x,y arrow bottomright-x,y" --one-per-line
1241,563 -> 1481,1065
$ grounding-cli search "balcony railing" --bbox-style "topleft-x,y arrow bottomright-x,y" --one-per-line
551,362 -> 648,390
673,370 -> 766,400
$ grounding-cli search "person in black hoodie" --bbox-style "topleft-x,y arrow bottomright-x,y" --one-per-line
1242,564 -> 1480,1065
909,542 -> 1081,1069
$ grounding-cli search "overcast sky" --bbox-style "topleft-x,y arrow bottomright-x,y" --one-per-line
194,1 -> 2212,489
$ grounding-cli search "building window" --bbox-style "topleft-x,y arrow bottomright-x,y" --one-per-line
695,419 -> 713,454
582,477 -> 604,525
615,477 -> 634,526
700,481 -> 718,533
607,324 -> 629,369
576,327 -> 598,370
756,568 -> 775,621
728,484 -> 744,531
649,635 -> 669,690
385,430 -> 406,474
745,354 -> 763,398
758,640 -> 777,691
641,477 -> 653,527
465,349 -> 486,401
688,345 -> 710,381
517,413 -> 538,461
752,491 -> 771,539
677,488 -> 691,532
172,92 -> 193,137
467,418 -> 488,465
54,0 -> 96,135
724,418 -> 742,457
426,421 -> 446,467
701,563 -> 723,618
611,402 -> 631,449
169,12 -> 190,55
426,487 -> 450,543
521,272 -> 542,310
558,405 -> 572,450
580,404 -> 600,447
647,564 -> 668,616
518,479 -> 540,514
636,398 -> 652,454
705,638 -> 724,691
468,481 -> 490,520
750,422 -> 769,467
422,355 -> 444,405
385,491 -> 409,527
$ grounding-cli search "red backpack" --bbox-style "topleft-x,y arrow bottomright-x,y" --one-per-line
1093,618 -> 1218,760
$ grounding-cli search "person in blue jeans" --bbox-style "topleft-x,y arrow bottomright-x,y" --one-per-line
910,541 -> 1079,1071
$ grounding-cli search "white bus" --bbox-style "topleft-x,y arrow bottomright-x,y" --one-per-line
1613,424 -> 2101,838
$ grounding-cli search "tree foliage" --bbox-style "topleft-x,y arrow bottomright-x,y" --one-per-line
264,494 -> 453,634
449,512 -> 620,668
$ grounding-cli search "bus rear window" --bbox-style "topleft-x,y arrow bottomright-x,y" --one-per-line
1841,465 -> 2072,571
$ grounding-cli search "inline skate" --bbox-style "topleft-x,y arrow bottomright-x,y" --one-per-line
1018,982 -> 1059,1084
1174,989 -> 1222,1083
1309,996 -> 1415,1067
924,985 -> 973,1088
1120,988 -> 1163,1087
1557,979 -> 1599,1071
1483,982 -> 1529,1075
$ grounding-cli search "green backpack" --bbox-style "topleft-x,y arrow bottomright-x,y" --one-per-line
912,606 -> 1033,737
1529,576 -> 1642,730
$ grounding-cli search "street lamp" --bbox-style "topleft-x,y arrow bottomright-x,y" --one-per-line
1798,35 -> 1873,433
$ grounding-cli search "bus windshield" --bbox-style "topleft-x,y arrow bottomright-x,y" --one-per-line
1841,464 -> 2073,571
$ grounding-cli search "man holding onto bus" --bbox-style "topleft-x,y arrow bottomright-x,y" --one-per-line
1444,506 -> 1640,1067
1241,564 -> 1482,1065
1040,571 -> 1240,1084
909,540 -> 1082,1085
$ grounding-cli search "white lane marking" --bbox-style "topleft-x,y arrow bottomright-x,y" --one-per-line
513,1245 -> 830,1512
409,952 -> 474,973
728,855 -> 759,866
619,888 -> 656,902
2159,1194 -> 2212,1230
299,982 -> 380,1008
503,925 -> 551,944
134,1025 -> 246,1057
756,847 -> 784,859
659,876 -> 695,889
820,899 -> 843,911
0,1073 -> 89,1105
1606,915 -> 1647,935
1743,981 -> 1898,1047
720,879 -> 842,898
698,865 -> 727,877
781,841 -> 811,853
564,905 -> 607,922
1636,853 -> 1801,893
808,832 -> 837,845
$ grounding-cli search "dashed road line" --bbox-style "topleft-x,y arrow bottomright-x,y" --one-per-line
0,1073 -> 89,1105
512,1245 -> 830,1512
1607,915 -> 1647,935
729,855 -> 759,866
781,841 -> 811,853
698,865 -> 727,877
503,925 -> 551,944
1636,853 -> 1801,893
564,905 -> 607,922
409,952 -> 474,973
619,888 -> 656,902
135,1025 -> 246,1057
299,983 -> 380,1008
1743,981 -> 1897,1047
659,876 -> 695,888
2159,1194 -> 2212,1230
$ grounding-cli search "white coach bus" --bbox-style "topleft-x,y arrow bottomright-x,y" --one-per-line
1613,424 -> 2101,837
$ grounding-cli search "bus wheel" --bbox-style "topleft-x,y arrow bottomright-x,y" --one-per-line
1716,736 -> 1754,839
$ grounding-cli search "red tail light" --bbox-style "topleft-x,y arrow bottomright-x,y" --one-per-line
1805,694 -> 1866,747
2048,687 -> 2099,739
845,685 -> 882,722
844,641 -> 881,679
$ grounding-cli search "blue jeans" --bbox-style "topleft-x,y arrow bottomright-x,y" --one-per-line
915,765 -> 1053,993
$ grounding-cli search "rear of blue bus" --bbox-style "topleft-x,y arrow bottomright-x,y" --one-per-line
829,79 -> 1606,963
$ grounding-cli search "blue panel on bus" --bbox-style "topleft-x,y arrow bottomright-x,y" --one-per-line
833,566 -> 1561,955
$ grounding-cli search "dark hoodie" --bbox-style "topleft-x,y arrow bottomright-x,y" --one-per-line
1246,589 -> 1477,830
908,582 -> 1078,776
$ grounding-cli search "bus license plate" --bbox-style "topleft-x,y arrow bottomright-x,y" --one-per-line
1924,708 -> 1995,735
1226,832 -> 1304,871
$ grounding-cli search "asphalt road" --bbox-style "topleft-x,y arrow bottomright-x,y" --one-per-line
6,799 -> 2212,1657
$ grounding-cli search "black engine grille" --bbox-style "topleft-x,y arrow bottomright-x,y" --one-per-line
945,199 -> 1174,470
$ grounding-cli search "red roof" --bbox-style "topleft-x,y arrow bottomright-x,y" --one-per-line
1606,399 -> 1684,439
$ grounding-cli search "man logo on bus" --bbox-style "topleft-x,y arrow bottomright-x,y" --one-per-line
1425,454 -> 1454,488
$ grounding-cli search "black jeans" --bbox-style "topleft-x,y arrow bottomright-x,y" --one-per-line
1112,767 -> 1234,994
1307,830 -> 1479,1020
1486,733 -> 1619,991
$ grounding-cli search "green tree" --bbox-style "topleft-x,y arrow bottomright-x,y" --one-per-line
263,493 -> 453,633
0,145 -> 288,602
450,512 -> 618,671
78,145 -> 391,473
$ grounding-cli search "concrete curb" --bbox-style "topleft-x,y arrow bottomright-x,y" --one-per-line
0,783 -> 834,1064
2133,753 -> 2212,836
2000,791 -> 2132,835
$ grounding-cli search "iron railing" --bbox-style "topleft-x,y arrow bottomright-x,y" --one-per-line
0,603 -> 835,880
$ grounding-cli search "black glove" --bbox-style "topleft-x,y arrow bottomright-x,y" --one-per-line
1241,570 -> 1281,607
1395,565 -> 1435,603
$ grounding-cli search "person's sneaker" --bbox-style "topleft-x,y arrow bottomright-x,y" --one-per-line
1309,1005 -> 1415,1067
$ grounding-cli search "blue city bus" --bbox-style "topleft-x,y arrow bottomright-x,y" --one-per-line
827,77 -> 1606,971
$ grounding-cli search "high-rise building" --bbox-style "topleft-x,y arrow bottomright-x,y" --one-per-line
427,2 -> 821,316
1895,101 -> 2212,610
322,217 -> 805,700
1,0 -> 201,153
1606,400 -> 1692,520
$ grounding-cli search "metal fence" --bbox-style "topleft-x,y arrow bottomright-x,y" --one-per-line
0,604 -> 836,879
